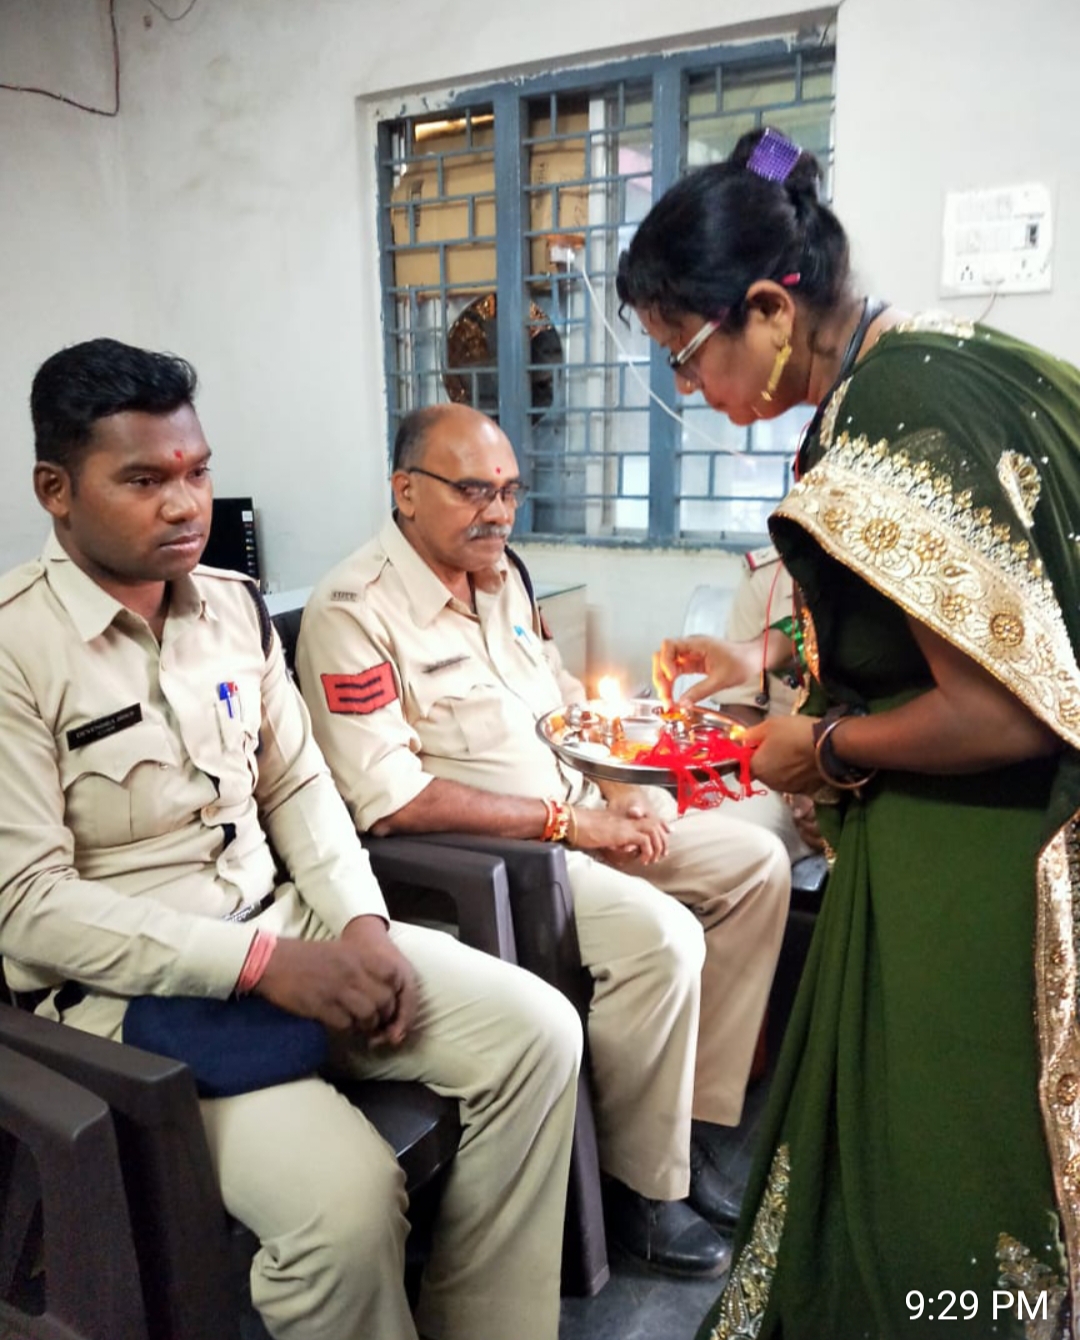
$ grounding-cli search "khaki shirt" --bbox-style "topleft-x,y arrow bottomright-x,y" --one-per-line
296,518 -> 591,833
0,533 -> 385,1001
721,544 -> 799,717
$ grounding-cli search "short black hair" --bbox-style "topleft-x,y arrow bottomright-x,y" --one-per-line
31,337 -> 198,475
392,405 -> 446,473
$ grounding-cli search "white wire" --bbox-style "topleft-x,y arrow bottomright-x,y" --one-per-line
572,251 -> 747,457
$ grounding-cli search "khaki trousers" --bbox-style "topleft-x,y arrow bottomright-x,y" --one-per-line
567,795 -> 789,1201
71,918 -> 581,1340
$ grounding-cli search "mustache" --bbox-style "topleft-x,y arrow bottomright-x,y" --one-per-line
466,523 -> 512,540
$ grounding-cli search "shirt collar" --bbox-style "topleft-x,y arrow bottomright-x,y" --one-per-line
379,515 -> 507,629
42,530 -> 211,642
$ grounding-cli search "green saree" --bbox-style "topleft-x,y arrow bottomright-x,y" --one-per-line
699,315 -> 1080,1340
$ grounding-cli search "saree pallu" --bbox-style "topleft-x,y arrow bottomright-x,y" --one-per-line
699,316 -> 1080,1340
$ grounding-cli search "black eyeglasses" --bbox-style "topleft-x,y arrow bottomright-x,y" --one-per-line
667,318 -> 723,378
407,466 -> 529,508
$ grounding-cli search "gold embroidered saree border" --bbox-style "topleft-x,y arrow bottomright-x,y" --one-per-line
706,1144 -> 791,1340
1035,820 -> 1080,1334
774,432 -> 1080,752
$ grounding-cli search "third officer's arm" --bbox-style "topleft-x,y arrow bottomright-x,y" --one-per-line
296,600 -> 668,860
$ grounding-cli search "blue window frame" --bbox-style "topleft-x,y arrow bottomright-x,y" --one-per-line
376,30 -> 835,547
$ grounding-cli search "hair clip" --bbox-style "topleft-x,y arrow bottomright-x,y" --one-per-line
746,128 -> 801,183
780,272 -> 801,287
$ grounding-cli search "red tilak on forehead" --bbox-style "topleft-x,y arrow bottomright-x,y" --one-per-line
174,450 -> 183,460
495,466 -> 501,475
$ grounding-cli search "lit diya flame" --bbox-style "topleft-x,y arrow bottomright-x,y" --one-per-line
596,675 -> 622,710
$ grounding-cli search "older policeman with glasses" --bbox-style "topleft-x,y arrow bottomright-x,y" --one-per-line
297,401 -> 790,1279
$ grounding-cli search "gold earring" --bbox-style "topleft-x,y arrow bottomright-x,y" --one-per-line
761,338 -> 792,402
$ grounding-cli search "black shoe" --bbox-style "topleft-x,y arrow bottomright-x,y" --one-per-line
688,1131 -> 744,1230
603,1179 -> 731,1279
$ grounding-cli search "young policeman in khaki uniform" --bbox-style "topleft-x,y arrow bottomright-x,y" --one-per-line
297,403 -> 790,1277
0,342 -> 580,1340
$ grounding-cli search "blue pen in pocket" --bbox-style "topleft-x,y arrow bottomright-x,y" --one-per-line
512,624 -> 541,665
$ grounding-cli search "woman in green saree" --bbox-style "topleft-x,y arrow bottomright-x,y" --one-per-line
616,127 -> 1080,1339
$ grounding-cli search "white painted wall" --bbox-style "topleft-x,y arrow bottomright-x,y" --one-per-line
0,0 -> 134,559
2,0 -> 1078,684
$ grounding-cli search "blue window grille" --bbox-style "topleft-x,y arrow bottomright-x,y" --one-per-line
376,30 -> 835,546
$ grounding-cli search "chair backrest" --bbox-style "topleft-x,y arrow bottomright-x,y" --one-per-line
681,583 -> 734,638
671,583 -> 735,703
270,607 -> 304,677
0,1002 -> 236,1340
0,1040 -> 149,1340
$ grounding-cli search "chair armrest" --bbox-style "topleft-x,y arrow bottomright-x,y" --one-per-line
363,836 -> 517,962
0,1003 -> 236,1340
0,1043 -> 148,1340
390,834 -> 591,1019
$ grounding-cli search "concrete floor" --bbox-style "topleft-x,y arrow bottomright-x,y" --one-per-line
558,1074 -> 770,1340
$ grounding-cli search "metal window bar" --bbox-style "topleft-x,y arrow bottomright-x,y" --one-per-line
376,34 -> 835,547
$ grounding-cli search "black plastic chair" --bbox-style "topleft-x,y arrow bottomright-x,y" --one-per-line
386,831 -> 610,1297
0,1040 -> 148,1340
0,999 -> 462,1340
0,836 -> 525,1339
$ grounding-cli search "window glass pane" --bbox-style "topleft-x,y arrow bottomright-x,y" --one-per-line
749,404 -> 808,456
678,452 -> 711,497
721,65 -> 796,112
687,111 -> 756,167
377,38 -> 835,546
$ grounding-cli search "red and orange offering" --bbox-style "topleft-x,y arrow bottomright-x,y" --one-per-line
536,688 -> 759,813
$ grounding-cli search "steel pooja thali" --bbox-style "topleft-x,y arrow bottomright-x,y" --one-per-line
535,698 -> 744,790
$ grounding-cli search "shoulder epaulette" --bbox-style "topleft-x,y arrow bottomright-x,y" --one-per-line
0,561 -> 46,609
193,563 -> 254,584
351,547 -> 390,588
744,544 -> 780,573
193,566 -> 273,658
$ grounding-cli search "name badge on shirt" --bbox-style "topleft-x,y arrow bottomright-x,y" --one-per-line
66,703 -> 143,750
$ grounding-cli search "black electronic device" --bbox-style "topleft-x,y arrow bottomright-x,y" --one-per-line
202,496 -> 261,583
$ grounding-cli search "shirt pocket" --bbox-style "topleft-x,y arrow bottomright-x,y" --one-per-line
211,680 -> 262,804
412,666 -> 510,758
58,720 -> 181,849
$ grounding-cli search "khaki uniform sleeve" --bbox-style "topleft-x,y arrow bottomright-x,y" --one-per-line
296,598 -> 433,832
254,624 -> 388,932
0,647 -> 252,999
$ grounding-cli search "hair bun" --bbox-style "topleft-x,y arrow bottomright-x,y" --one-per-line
784,152 -> 822,204
730,126 -> 822,204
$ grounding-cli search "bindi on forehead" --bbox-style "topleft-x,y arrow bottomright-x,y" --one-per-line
174,450 -> 184,460
495,466 -> 501,475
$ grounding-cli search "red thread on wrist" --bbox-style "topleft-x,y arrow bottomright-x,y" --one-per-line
236,929 -> 278,994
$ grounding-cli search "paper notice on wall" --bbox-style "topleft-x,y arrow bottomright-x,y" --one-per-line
940,183 -> 1053,296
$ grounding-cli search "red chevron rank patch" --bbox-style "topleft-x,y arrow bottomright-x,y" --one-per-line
321,664 -> 398,715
